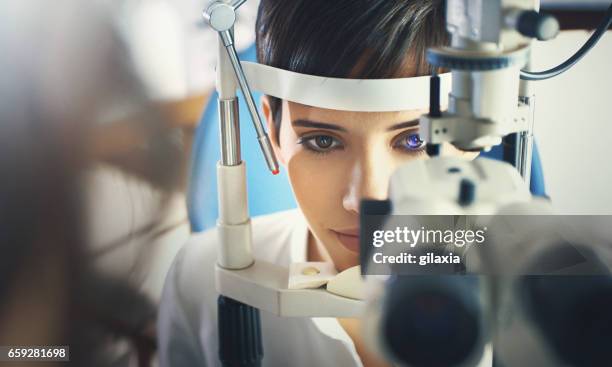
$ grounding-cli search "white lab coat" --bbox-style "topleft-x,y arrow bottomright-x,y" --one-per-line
157,209 -> 493,367
158,209 -> 365,367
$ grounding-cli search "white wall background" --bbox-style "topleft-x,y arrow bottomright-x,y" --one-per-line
530,30 -> 612,214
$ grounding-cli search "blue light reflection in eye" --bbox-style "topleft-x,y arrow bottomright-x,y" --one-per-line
404,133 -> 424,150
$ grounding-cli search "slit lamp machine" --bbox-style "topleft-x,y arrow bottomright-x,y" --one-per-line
202,1 -> 612,366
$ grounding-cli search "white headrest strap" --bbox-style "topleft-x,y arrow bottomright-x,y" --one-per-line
241,61 -> 450,112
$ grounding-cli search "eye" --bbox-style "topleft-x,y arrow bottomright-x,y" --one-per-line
394,131 -> 426,152
298,134 -> 343,153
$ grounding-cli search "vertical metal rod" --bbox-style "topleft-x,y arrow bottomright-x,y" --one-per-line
219,30 -> 279,174
219,98 -> 241,166
518,19 -> 536,186
517,95 -> 535,186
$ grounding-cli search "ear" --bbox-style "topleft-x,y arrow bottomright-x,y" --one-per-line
261,96 -> 286,165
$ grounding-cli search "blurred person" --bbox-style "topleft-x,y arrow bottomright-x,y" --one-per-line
0,1 -> 187,366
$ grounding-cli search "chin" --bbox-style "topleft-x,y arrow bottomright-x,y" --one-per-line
331,246 -> 360,271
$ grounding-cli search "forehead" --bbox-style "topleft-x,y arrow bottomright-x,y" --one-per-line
285,101 -> 426,129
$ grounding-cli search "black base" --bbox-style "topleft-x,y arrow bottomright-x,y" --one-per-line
218,296 -> 263,367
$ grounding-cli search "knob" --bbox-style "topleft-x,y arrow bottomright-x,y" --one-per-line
516,10 -> 560,41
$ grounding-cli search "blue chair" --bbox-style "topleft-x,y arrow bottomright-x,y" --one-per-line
480,143 -> 546,197
188,44 -> 546,232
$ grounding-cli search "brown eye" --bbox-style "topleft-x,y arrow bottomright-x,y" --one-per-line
298,134 -> 342,153
315,136 -> 333,149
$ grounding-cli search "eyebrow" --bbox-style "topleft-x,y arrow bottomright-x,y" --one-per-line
291,119 -> 348,132
386,119 -> 420,131
291,118 -> 420,133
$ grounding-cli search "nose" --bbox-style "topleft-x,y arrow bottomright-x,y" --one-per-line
342,153 -> 394,214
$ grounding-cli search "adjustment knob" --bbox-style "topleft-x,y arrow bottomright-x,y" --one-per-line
516,10 -> 560,41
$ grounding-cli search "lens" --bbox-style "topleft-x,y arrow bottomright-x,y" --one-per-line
381,276 -> 483,367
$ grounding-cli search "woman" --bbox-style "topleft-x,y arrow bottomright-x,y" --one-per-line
158,1 -> 479,366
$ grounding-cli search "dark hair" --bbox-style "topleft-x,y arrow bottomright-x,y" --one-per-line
256,0 -> 448,142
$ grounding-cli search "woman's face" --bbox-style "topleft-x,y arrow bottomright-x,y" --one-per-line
263,99 -> 474,272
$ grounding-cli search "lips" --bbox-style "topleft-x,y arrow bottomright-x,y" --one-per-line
332,228 -> 360,253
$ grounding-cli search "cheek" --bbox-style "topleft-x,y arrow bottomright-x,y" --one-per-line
277,121 -> 347,218
286,152 -> 346,219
